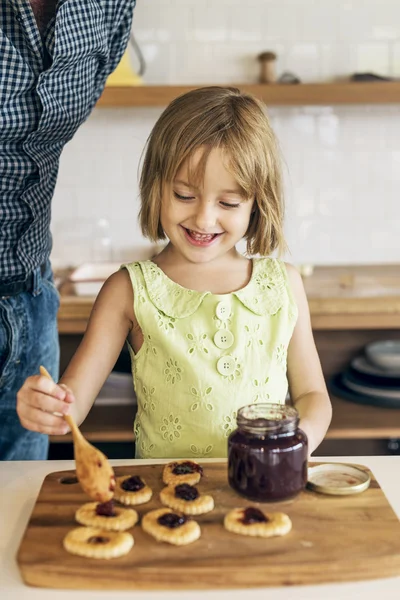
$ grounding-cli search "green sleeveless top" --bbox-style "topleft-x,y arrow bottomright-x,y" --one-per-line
123,258 -> 298,459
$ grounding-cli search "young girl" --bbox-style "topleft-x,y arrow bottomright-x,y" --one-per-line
17,86 -> 332,459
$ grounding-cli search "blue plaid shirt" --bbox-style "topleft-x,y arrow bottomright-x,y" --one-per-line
0,0 -> 135,282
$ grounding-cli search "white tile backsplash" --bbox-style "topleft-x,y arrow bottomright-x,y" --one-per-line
192,5 -> 230,42
354,43 -> 391,75
392,43 -> 400,76
51,0 -> 400,267
171,42 -> 215,84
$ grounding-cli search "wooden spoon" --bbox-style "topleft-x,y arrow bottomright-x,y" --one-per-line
40,366 -> 115,503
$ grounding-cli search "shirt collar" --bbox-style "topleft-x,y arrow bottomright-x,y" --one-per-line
140,258 -> 285,319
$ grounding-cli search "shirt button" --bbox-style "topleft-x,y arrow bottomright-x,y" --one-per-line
214,330 -> 234,349
216,356 -> 236,376
215,301 -> 231,320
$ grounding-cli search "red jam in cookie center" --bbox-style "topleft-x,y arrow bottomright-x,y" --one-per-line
95,500 -> 116,517
241,507 -> 268,524
121,475 -> 145,492
172,461 -> 203,476
174,484 -> 199,501
158,513 -> 187,528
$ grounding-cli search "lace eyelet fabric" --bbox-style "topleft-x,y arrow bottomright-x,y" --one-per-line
123,258 -> 298,459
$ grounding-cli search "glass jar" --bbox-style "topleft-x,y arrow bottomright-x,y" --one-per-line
228,403 -> 308,502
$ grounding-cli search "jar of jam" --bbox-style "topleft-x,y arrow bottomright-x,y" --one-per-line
228,403 -> 308,502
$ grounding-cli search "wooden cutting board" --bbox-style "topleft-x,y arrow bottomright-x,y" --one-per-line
17,462 -> 400,590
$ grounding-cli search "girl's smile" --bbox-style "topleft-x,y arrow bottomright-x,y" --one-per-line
181,226 -> 223,247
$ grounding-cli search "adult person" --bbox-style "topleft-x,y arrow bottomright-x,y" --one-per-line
0,0 -> 136,460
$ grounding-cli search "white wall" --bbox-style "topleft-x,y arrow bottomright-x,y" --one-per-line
51,0 -> 400,267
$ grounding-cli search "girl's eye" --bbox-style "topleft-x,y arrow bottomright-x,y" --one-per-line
221,202 -> 240,209
173,191 -> 195,201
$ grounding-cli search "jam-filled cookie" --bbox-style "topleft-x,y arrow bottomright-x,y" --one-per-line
160,483 -> 214,515
162,460 -> 203,486
75,499 -> 138,531
114,475 -> 153,505
63,527 -> 134,559
142,507 -> 201,545
224,507 -> 292,538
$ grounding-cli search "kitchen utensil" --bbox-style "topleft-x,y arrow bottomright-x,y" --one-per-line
106,33 -> 146,86
17,462 -> 400,589
40,366 -> 115,502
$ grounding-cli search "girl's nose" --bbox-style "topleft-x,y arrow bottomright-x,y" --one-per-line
193,202 -> 217,231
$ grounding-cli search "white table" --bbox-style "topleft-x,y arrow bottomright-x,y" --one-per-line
1,456 -> 399,599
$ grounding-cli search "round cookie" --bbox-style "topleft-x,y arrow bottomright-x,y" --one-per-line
160,483 -> 214,515
142,507 -> 201,546
114,475 -> 153,505
75,500 -> 138,531
224,507 -> 292,538
63,527 -> 134,559
162,460 -> 203,486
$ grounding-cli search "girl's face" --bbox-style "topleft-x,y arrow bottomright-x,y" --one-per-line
160,147 -> 254,265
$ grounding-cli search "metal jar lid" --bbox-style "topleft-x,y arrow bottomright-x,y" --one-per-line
307,463 -> 371,495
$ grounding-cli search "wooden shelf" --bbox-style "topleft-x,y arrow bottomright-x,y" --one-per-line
327,396 -> 400,440
49,394 -> 400,445
96,82 -> 400,108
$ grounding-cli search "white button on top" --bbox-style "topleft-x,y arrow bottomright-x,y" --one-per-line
214,330 -> 234,350
215,301 -> 231,320
216,355 -> 236,376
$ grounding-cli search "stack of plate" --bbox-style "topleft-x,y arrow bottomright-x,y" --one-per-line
330,340 -> 400,408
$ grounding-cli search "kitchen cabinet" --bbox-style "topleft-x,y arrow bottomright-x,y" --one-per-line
96,82 -> 400,108
52,264 -> 400,458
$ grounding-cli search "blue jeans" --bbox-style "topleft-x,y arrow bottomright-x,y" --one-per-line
0,261 -> 60,460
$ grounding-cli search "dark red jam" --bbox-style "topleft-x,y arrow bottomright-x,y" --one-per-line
95,500 -> 116,517
241,507 -> 268,524
121,475 -> 145,492
87,536 -> 109,544
158,513 -> 187,528
228,403 -> 308,502
172,461 -> 203,476
175,484 -> 199,501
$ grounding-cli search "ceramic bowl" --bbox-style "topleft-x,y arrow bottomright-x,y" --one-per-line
365,340 -> 400,372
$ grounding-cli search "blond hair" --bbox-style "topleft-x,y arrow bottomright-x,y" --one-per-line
139,86 -> 286,256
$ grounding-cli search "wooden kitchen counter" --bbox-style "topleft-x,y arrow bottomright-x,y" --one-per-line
57,263 -> 400,333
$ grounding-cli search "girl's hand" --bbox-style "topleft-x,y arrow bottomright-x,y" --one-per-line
16,375 -> 75,436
